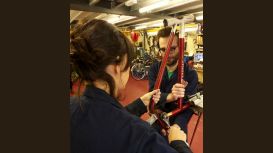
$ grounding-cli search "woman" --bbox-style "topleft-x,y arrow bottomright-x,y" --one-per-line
70,19 -> 192,153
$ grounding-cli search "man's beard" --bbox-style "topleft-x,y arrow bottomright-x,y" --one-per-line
167,57 -> 178,66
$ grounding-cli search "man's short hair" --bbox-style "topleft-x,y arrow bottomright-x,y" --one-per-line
157,26 -> 179,48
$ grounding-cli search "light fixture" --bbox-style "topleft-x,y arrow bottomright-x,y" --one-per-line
139,0 -> 197,14
161,0 -> 198,11
149,19 -> 165,27
185,27 -> 198,32
132,19 -> 164,30
70,11 -> 83,23
125,0 -> 138,6
147,31 -> 158,36
100,14 -> 136,24
89,0 -> 100,6
145,20 -> 164,28
134,25 -> 147,30
107,15 -> 136,24
95,13 -> 107,19
150,22 -> 163,27
196,15 -> 203,21
139,0 -> 168,13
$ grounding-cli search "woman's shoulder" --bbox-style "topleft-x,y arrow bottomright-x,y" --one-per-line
70,96 -> 176,153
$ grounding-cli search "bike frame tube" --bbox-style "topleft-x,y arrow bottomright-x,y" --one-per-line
149,24 -> 177,114
167,21 -> 186,117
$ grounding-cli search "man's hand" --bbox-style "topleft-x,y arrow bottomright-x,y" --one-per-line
168,124 -> 187,144
167,81 -> 188,102
140,89 -> 161,106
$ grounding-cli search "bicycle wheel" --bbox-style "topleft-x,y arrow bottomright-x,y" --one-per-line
131,63 -> 146,80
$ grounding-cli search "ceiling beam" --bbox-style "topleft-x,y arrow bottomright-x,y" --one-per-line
116,18 -> 155,27
154,1 -> 203,14
71,3 -> 131,15
70,0 -> 203,27
70,0 -> 89,5
130,0 -> 162,11
170,7 -> 203,17
116,7 -> 203,27
70,3 -> 173,19
70,11 -> 83,23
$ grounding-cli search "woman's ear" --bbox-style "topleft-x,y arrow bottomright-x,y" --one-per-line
105,64 -> 116,77
114,64 -> 121,76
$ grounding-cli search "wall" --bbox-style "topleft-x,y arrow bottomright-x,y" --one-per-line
186,34 -> 196,56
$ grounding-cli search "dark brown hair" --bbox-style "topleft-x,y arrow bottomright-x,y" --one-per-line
156,26 -> 179,48
70,19 -> 134,97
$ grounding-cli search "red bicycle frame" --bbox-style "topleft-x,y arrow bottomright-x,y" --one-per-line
148,21 -> 191,130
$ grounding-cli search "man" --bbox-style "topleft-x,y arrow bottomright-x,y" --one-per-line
148,27 -> 198,135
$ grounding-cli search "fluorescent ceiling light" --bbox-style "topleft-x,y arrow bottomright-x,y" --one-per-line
132,19 -> 164,30
95,13 -> 107,19
163,0 -> 198,10
134,19 -> 200,31
147,31 -> 158,36
139,0 -> 197,14
139,0 -> 168,13
70,11 -> 83,23
89,0 -> 100,6
149,20 -> 164,27
125,0 -> 138,6
100,14 -> 136,24
107,16 -> 136,24
196,15 -> 203,21
136,20 -> 163,28
135,25 -> 147,30
185,27 -> 198,32
150,22 -> 163,27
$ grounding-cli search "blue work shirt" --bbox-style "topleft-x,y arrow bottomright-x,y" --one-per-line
148,61 -> 198,111
70,85 -> 192,153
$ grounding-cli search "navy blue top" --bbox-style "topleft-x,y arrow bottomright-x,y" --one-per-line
148,61 -> 198,112
70,85 -> 192,153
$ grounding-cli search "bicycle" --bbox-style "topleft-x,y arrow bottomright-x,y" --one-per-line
131,52 -> 156,80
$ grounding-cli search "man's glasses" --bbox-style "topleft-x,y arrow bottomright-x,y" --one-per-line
159,46 -> 177,52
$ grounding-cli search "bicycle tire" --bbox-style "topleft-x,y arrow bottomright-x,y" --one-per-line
131,63 -> 146,80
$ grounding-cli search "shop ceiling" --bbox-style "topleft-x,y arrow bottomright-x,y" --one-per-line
70,0 -> 203,28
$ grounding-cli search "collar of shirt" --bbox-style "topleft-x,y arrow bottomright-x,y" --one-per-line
83,85 -> 124,109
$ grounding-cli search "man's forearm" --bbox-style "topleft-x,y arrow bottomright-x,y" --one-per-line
157,92 -> 176,107
166,93 -> 176,103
